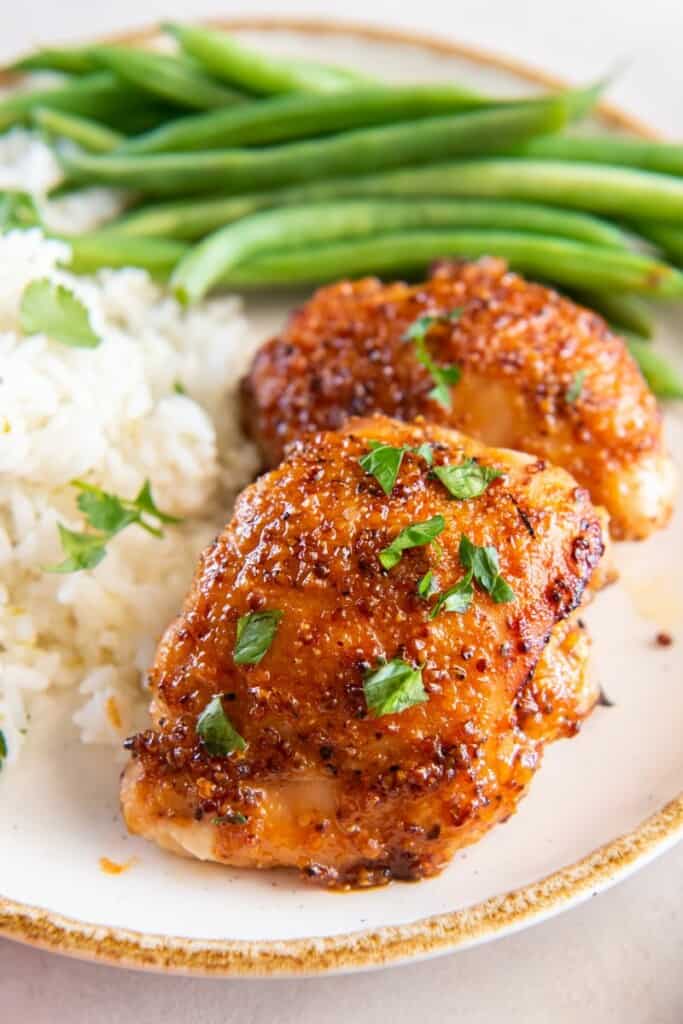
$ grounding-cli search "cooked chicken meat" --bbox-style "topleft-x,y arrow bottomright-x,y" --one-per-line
243,258 -> 676,540
122,416 -> 606,888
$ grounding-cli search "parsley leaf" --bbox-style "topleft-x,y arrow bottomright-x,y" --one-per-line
45,479 -> 181,574
212,811 -> 248,826
363,659 -> 428,717
433,458 -> 502,500
459,535 -> 515,604
0,190 -> 41,232
44,524 -> 108,573
75,484 -> 139,535
133,479 -> 182,526
565,369 -> 587,404
402,314 -> 439,342
359,442 -> 406,496
196,695 -> 246,756
379,515 -> 445,570
359,441 -> 436,495
402,307 -> 463,409
20,279 -> 101,349
489,574 -> 516,603
428,535 -> 513,616
429,571 -> 474,618
402,308 -> 463,341
234,610 -> 283,665
173,379 -> 186,395
0,728 -> 7,771
417,569 -> 437,598
412,443 -> 434,467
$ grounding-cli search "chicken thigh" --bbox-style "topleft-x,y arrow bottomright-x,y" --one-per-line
122,416 -> 606,887
243,258 -> 676,539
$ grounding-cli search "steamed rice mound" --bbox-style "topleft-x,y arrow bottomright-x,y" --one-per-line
0,229 -> 260,766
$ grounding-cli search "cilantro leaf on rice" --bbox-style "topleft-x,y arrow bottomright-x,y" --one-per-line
19,278 -> 101,349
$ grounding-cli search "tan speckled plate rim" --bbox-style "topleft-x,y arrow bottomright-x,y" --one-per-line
1,15 -> 679,977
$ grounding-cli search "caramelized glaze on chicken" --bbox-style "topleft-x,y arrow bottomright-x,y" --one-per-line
122,416 -> 605,888
243,259 -> 676,539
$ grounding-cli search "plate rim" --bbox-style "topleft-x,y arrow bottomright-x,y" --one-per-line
1,13 -> 679,977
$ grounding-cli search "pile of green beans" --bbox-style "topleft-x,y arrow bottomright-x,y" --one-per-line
89,46 -> 246,111
58,102 -> 568,196
117,83 -> 600,156
168,198 -> 635,304
33,107 -> 124,154
4,20 -> 683,395
215,230 -> 683,296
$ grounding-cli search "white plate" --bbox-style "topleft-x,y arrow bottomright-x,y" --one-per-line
1,18 -> 682,976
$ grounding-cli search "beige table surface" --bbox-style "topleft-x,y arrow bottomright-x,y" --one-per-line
1,1 -> 682,1020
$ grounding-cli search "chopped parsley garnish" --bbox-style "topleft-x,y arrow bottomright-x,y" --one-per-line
0,189 -> 41,232
429,573 -> 473,618
363,658 -> 427,717
0,728 -> 7,771
359,441 -> 407,496
197,695 -> 246,756
173,379 -> 186,395
20,279 -> 101,349
46,525 -> 108,574
417,569 -> 437,599
233,609 -> 283,665
129,479 -> 181,528
432,458 -> 502,500
402,308 -> 463,409
359,441 -> 434,495
428,535 -> 515,617
75,484 -> 141,536
565,369 -> 587,404
412,442 -> 434,467
45,479 -> 181,573
379,515 -> 445,570
458,535 -> 515,604
212,811 -> 248,826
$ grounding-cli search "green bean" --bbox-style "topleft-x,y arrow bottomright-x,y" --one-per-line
58,100 -> 568,196
628,221 -> 683,264
218,230 -> 683,297
32,107 -> 123,153
107,194 -> 272,238
112,192 -> 631,254
9,46 -> 98,75
119,85 -> 488,155
569,290 -> 654,338
0,71 -> 144,132
510,133 -> 683,177
60,232 -> 187,275
118,83 -> 598,156
170,198 -> 632,303
561,80 -> 606,121
166,22 -> 370,95
294,59 -> 377,88
9,39 -> 376,89
626,337 -> 683,398
104,156 -> 683,239
90,46 -> 246,111
114,155 -> 683,225
107,102 -> 182,135
264,159 -> 683,223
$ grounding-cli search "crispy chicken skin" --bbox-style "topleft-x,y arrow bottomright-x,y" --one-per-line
242,258 -> 676,540
122,416 -> 605,888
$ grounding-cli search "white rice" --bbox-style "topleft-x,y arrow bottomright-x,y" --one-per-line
0,135 -> 262,766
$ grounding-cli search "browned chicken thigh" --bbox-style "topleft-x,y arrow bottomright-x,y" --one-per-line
122,416 -> 605,887
243,258 -> 676,539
